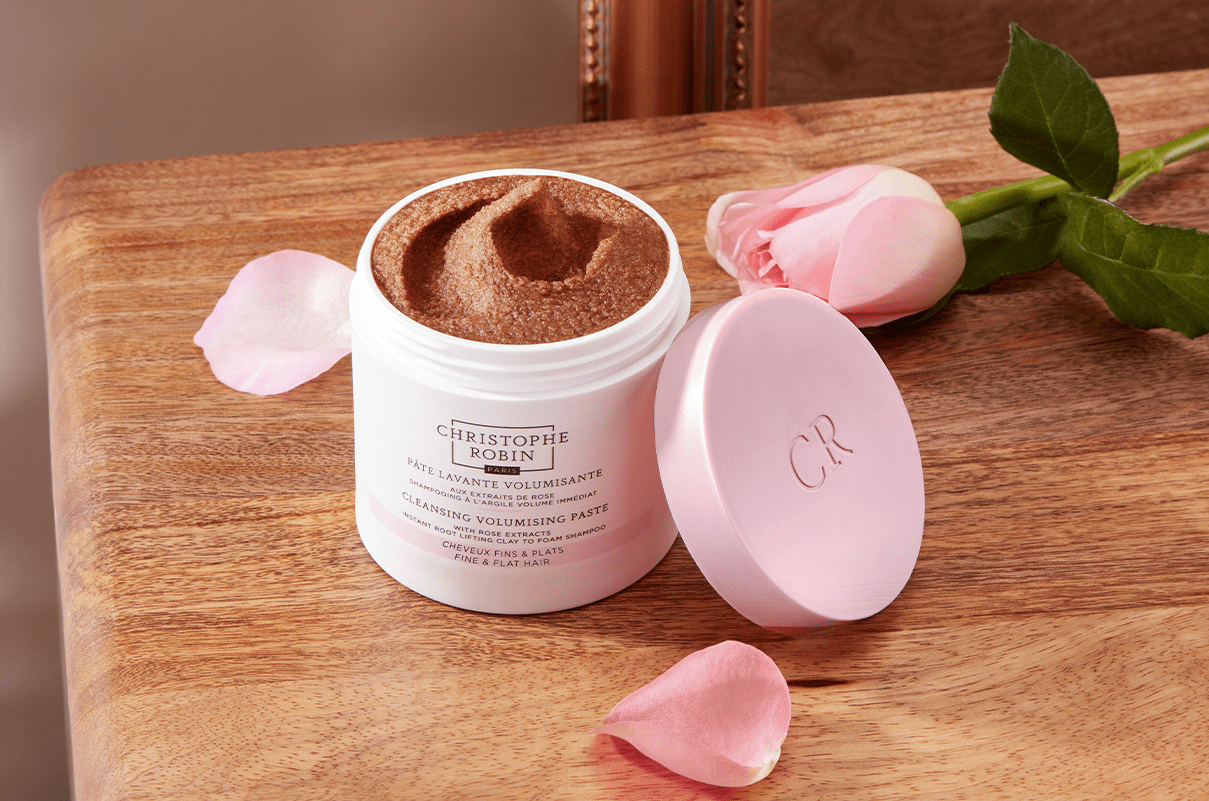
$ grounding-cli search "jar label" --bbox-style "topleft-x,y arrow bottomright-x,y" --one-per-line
352,335 -> 671,574
366,491 -> 654,568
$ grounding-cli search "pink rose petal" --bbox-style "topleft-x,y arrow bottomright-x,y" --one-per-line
766,200 -> 860,298
592,641 -> 791,787
775,163 -> 883,208
828,195 -> 965,319
705,166 -> 883,278
194,250 -> 354,395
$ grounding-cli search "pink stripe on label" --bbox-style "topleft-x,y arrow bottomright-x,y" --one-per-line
367,492 -> 654,567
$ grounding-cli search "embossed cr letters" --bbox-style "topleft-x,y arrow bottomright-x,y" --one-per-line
790,415 -> 853,491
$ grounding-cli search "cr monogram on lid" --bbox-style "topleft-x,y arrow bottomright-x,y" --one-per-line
790,415 -> 854,492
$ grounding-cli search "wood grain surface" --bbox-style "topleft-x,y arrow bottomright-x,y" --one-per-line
767,0 -> 1209,105
40,70 -> 1209,800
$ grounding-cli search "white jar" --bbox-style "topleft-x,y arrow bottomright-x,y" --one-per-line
350,170 -> 691,614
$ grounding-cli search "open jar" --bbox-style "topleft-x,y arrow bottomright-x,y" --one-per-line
350,169 -> 691,614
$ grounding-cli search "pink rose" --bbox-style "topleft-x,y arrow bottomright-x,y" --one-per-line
705,165 -> 966,327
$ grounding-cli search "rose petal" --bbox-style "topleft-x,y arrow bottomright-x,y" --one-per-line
706,167 -> 883,278
775,164 -> 883,208
842,310 -> 914,328
853,165 -> 946,206
194,250 -> 354,395
765,200 -> 860,298
592,641 -> 791,787
828,195 -> 965,322
705,191 -> 742,274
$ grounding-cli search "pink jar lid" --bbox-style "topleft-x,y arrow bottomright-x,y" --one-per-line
654,288 -> 924,633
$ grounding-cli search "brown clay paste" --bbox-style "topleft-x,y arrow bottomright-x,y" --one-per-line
371,175 -> 669,344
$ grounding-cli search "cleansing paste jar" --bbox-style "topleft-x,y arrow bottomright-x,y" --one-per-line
350,169 -> 691,614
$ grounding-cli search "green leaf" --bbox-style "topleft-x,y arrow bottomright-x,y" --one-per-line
957,199 -> 1066,291
990,23 -> 1119,198
1058,193 -> 1209,337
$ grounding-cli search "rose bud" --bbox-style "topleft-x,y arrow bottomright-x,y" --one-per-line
706,165 -> 965,327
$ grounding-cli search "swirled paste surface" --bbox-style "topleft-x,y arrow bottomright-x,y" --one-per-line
371,175 -> 669,344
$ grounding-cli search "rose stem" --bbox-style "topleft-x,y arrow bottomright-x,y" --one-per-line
944,124 -> 1209,226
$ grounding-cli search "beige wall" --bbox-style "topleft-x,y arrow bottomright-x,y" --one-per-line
0,2 -> 578,796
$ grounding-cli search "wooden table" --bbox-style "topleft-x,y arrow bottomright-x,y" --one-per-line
41,70 -> 1209,800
